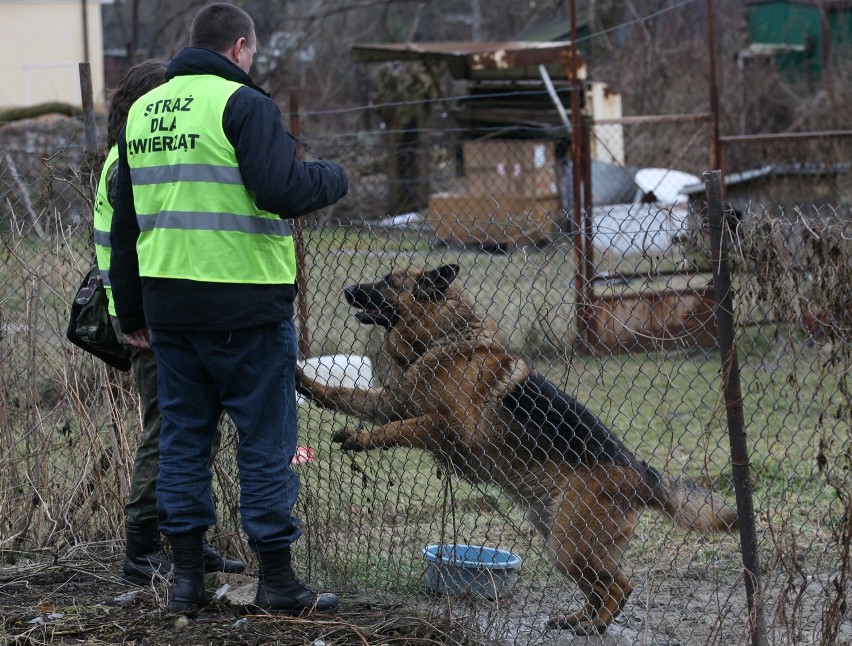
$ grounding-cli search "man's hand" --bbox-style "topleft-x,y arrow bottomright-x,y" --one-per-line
124,327 -> 151,349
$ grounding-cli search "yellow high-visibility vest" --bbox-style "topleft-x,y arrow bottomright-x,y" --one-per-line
124,74 -> 296,285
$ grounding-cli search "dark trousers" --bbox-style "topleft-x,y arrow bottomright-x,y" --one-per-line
150,320 -> 302,551
124,346 -> 161,523
112,317 -> 222,525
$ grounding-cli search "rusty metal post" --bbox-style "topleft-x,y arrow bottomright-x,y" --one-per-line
289,89 -> 311,361
706,0 -> 723,176
704,170 -> 768,646
580,116 -> 596,350
565,0 -> 593,352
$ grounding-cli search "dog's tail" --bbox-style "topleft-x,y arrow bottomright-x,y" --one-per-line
644,466 -> 739,532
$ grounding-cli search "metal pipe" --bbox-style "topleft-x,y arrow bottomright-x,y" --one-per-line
704,170 -> 768,646
538,64 -> 571,130
594,113 -> 713,126
721,129 -> 852,143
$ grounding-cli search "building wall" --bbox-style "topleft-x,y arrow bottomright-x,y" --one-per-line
746,0 -> 852,77
585,82 -> 624,166
747,1 -> 823,76
0,0 -> 107,109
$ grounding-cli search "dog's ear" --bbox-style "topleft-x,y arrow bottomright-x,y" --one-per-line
415,264 -> 459,299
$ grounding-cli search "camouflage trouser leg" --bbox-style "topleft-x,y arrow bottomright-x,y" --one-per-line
124,346 -> 161,524
113,319 -> 223,525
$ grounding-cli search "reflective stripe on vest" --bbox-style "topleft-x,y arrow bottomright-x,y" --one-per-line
124,74 -> 296,285
93,145 -> 119,315
136,211 -> 291,236
131,164 -> 243,185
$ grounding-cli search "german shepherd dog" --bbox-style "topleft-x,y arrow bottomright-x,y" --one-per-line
296,264 -> 738,635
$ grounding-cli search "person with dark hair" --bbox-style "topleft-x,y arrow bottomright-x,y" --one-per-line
109,3 -> 348,614
93,59 -> 245,585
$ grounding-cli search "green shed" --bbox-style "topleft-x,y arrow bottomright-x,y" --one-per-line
744,0 -> 852,79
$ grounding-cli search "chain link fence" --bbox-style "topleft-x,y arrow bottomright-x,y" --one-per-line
1,100 -> 849,645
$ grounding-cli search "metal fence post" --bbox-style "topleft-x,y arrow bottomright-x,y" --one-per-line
704,169 -> 768,646
78,62 -> 98,209
78,62 -> 97,156
288,89 -> 311,361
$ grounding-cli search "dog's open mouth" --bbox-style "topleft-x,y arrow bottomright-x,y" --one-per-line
355,308 -> 396,327
344,285 -> 397,327
353,307 -> 389,325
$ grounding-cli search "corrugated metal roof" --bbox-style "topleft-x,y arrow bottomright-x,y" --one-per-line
514,17 -> 574,42
352,41 -> 585,80
353,40 -> 573,60
681,162 -> 852,194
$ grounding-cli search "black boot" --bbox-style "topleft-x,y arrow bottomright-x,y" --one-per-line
168,531 -> 207,613
123,519 -> 171,585
254,547 -> 339,615
203,539 -> 246,574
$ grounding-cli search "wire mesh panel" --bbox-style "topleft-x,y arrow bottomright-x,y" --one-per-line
1,116 -> 135,552
1,106 -> 850,646
291,224 -> 742,645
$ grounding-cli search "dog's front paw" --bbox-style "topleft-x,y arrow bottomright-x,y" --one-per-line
294,366 -> 316,399
331,428 -> 369,452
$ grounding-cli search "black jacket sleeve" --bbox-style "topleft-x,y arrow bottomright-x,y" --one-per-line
108,126 -> 146,334
224,87 -> 348,218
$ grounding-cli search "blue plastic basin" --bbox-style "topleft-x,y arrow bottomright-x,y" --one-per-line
423,544 -> 522,598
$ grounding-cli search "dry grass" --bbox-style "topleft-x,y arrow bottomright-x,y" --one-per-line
1,159 -> 850,643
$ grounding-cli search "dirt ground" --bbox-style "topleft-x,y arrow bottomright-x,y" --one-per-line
0,554 -> 471,646
3,548 -> 850,646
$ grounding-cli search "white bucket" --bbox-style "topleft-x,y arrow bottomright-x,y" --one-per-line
297,354 -> 373,404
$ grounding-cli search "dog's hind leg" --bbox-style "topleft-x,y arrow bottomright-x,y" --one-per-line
545,468 -> 638,635
550,567 -> 632,635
